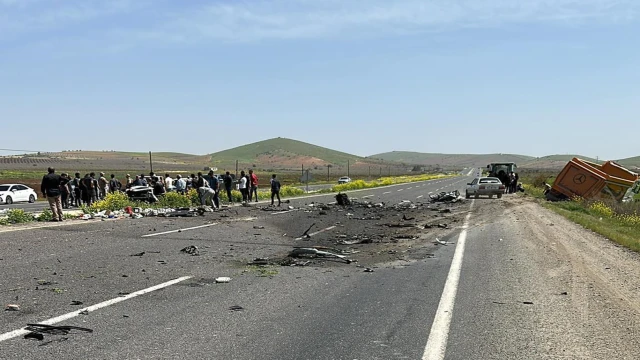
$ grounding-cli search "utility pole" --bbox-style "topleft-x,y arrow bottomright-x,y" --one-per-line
379,167 -> 382,177
368,166 -> 371,180
347,160 -> 350,178
302,164 -> 304,177
235,160 -> 238,179
327,165 -> 331,182
149,151 -> 153,173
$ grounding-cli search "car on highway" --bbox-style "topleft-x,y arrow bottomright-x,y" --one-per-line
338,176 -> 352,184
466,177 -> 505,199
0,184 -> 38,205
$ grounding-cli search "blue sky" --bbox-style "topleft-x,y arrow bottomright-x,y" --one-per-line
1,0 -> 639,159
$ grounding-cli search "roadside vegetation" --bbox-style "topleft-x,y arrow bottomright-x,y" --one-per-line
0,173 -> 455,226
520,171 -> 640,252
322,174 -> 455,193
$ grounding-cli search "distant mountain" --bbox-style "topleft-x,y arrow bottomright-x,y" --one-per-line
520,155 -> 599,169
370,151 -> 534,168
617,156 -> 640,170
208,137 -> 390,171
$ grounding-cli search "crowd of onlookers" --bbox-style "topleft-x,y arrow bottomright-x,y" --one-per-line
40,167 -> 283,222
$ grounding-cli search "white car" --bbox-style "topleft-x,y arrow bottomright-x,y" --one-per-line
466,177 -> 505,199
0,184 -> 38,205
338,176 -> 352,184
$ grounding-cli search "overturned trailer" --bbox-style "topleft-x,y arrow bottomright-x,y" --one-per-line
544,158 -> 640,202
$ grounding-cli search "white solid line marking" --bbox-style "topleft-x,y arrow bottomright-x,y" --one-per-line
417,195 -> 424,199
142,223 -> 218,237
0,276 -> 192,343
422,203 -> 474,360
295,226 -> 337,240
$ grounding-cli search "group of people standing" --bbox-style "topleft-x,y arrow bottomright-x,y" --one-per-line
40,167 -> 286,221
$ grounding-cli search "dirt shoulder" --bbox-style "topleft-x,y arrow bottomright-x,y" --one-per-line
503,196 -> 640,316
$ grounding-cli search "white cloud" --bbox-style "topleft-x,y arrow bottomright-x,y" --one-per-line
148,0 -> 640,42
1,0 -> 638,44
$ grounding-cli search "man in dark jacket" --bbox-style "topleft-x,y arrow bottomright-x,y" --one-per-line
109,174 -> 121,193
73,172 -> 82,207
41,167 -> 63,221
270,174 -> 281,206
223,171 -> 233,204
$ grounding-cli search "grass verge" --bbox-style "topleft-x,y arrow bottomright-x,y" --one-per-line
519,172 -> 640,253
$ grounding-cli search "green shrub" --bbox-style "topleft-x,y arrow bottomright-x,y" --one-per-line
36,209 -> 54,222
6,209 -> 35,224
90,192 -> 132,212
156,192 -> 191,208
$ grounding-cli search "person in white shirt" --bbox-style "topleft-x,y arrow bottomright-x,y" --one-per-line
164,173 -> 174,191
174,175 -> 186,194
239,170 -> 248,203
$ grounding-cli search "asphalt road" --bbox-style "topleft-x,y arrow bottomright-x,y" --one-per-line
1,174 -> 639,359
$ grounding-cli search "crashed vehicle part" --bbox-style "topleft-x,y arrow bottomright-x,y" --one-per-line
126,186 -> 159,203
546,158 -> 639,202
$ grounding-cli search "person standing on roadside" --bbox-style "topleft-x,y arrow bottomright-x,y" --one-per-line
82,173 -> 95,205
109,174 -> 121,194
59,173 -> 71,209
164,173 -> 173,192
174,174 -> 186,195
73,172 -> 82,207
270,174 -> 281,206
98,172 -> 108,199
239,170 -> 248,203
206,170 -> 220,209
249,169 -> 259,202
125,174 -> 132,188
41,167 -> 63,221
223,171 -> 233,204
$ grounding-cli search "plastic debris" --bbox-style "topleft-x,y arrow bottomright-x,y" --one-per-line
215,277 -> 232,283
5,304 -> 20,311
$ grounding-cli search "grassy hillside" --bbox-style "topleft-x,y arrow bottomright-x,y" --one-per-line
617,156 -> 640,169
209,137 -> 370,167
370,151 -> 534,167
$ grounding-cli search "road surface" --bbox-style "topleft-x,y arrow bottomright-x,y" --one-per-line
1,175 -> 639,359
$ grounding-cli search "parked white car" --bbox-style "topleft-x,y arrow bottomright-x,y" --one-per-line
338,176 -> 352,184
466,177 -> 505,199
0,184 -> 38,205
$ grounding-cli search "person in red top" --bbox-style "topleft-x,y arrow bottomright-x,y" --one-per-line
249,169 -> 259,203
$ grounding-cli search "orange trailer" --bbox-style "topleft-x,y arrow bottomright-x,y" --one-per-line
545,158 -> 639,202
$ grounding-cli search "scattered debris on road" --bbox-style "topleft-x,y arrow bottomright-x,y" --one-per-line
429,190 -> 463,203
70,300 -> 83,306
364,268 -> 374,273
335,193 -> 351,206
130,252 -> 145,257
289,247 -> 353,264
215,277 -> 232,283
180,245 -> 199,256
25,323 -> 93,337
5,304 -> 20,311
229,305 -> 244,312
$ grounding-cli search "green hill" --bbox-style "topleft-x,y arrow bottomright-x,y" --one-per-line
209,137 -> 372,168
617,156 -> 640,169
370,151 -> 534,168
